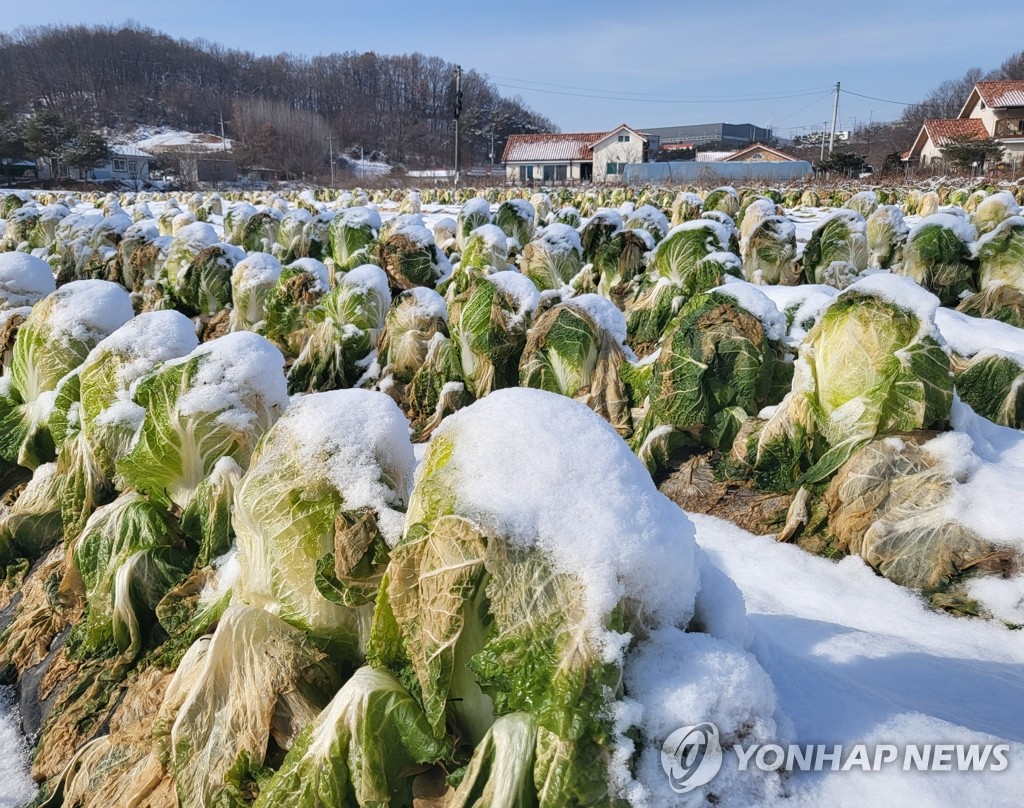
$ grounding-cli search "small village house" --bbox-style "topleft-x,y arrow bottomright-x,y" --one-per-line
906,80 -> 1024,169
502,124 -> 649,183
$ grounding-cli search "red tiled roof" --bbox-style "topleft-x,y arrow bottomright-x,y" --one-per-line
923,118 -> 989,147
975,81 -> 1024,109
502,131 -> 606,163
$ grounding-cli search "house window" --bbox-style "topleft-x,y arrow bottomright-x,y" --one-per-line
519,165 -> 534,181
541,164 -> 569,182
617,134 -> 630,142
112,158 -> 127,172
127,160 -> 138,173
995,119 -> 1024,138
606,162 -> 626,175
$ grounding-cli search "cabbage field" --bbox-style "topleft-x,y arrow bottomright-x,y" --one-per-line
0,181 -> 1022,807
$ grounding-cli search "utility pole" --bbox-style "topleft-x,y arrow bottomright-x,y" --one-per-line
490,124 -> 496,171
453,65 -> 463,187
820,121 -> 828,163
328,132 -> 335,187
828,81 -> 841,156
219,110 -> 227,151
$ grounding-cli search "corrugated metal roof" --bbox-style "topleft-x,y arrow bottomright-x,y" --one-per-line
975,81 -> 1024,109
695,151 -> 736,162
502,132 -> 605,163
923,118 -> 989,147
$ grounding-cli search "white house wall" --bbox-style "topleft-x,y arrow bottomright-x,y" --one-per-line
592,136 -> 645,182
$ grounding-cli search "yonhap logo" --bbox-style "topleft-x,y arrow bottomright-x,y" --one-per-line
661,722 -> 724,793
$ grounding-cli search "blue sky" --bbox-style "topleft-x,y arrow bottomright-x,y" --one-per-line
6,1 -> 1024,137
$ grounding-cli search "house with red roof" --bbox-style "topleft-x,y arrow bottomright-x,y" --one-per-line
906,81 -> 1024,167
502,124 -> 649,184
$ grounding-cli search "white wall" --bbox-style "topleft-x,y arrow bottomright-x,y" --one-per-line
592,132 -> 645,182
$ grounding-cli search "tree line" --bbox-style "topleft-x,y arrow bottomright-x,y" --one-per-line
0,22 -> 555,177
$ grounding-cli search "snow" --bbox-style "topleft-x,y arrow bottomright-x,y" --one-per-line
421,388 -> 701,644
486,270 -> 541,319
122,127 -> 233,153
973,215 -> 1024,257
908,212 -> 977,245
0,687 -> 36,806
755,283 -> 838,345
36,280 -> 134,346
396,286 -> 448,322
625,204 -> 669,239
835,272 -> 944,343
338,206 -> 382,232
568,293 -> 628,346
460,197 -> 491,221
198,545 -> 242,609
264,390 -> 415,544
231,252 -> 282,297
339,264 -> 391,308
534,222 -> 583,255
661,218 -> 733,252
935,306 -> 1024,361
468,223 -> 507,252
285,257 -> 330,293
90,310 -> 197,391
714,279 -> 787,343
389,221 -> 435,249
694,512 -> 1024,807
174,331 -> 288,429
173,221 -> 218,251
0,252 -> 55,308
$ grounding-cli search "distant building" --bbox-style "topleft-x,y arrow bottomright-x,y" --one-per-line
906,80 -> 1024,167
721,143 -> 801,163
38,145 -> 152,183
642,122 -> 771,148
502,124 -> 649,183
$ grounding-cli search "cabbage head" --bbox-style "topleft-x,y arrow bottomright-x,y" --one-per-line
227,252 -> 282,332
953,351 -> 1024,428
378,287 -> 449,386
232,390 -> 414,652
744,275 -> 952,488
801,209 -> 868,285
375,223 -> 452,290
456,198 -> 492,251
632,288 -> 791,471
742,216 -> 798,285
329,206 -> 381,272
975,216 -> 1024,291
865,205 -> 909,269
899,214 -> 978,306
519,223 -> 583,293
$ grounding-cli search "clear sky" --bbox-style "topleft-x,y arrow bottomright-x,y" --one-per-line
5,0 -> 1024,137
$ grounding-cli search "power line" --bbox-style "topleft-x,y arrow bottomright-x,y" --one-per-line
841,88 -> 916,107
771,91 -> 834,124
486,73 -> 832,101
491,81 -> 835,104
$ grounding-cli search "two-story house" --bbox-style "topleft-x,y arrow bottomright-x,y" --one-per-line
502,124 -> 649,184
907,80 -> 1024,168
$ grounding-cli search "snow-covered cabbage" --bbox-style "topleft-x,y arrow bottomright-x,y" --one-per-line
624,204 -> 669,242
703,186 -> 740,216
801,209 -> 868,285
55,310 -> 198,541
632,288 -> 791,471
241,209 -> 282,252
0,252 -> 55,312
587,228 -> 653,303
971,191 -> 1020,236
0,462 -> 63,570
276,207 -> 312,260
650,220 -> 735,288
742,216 -> 798,285
493,199 -> 535,251
375,222 -> 452,290
160,222 -> 219,292
448,273 -> 539,399
328,206 -> 381,272
670,191 -> 703,225
116,332 -> 287,512
378,287 -> 448,385
899,213 -> 978,305
368,389 -> 782,806
957,283 -> 1024,328
744,275 -> 953,488
519,223 -> 584,293
456,197 -> 492,251
459,224 -> 508,274
227,252 -> 282,332
232,390 -> 414,650
259,258 -> 330,357
287,264 -> 390,394
0,280 -> 133,470
172,242 -> 244,317
519,296 -> 632,435
827,435 -> 1010,588
865,205 -> 909,269
846,190 -> 878,219
975,216 -> 1024,291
